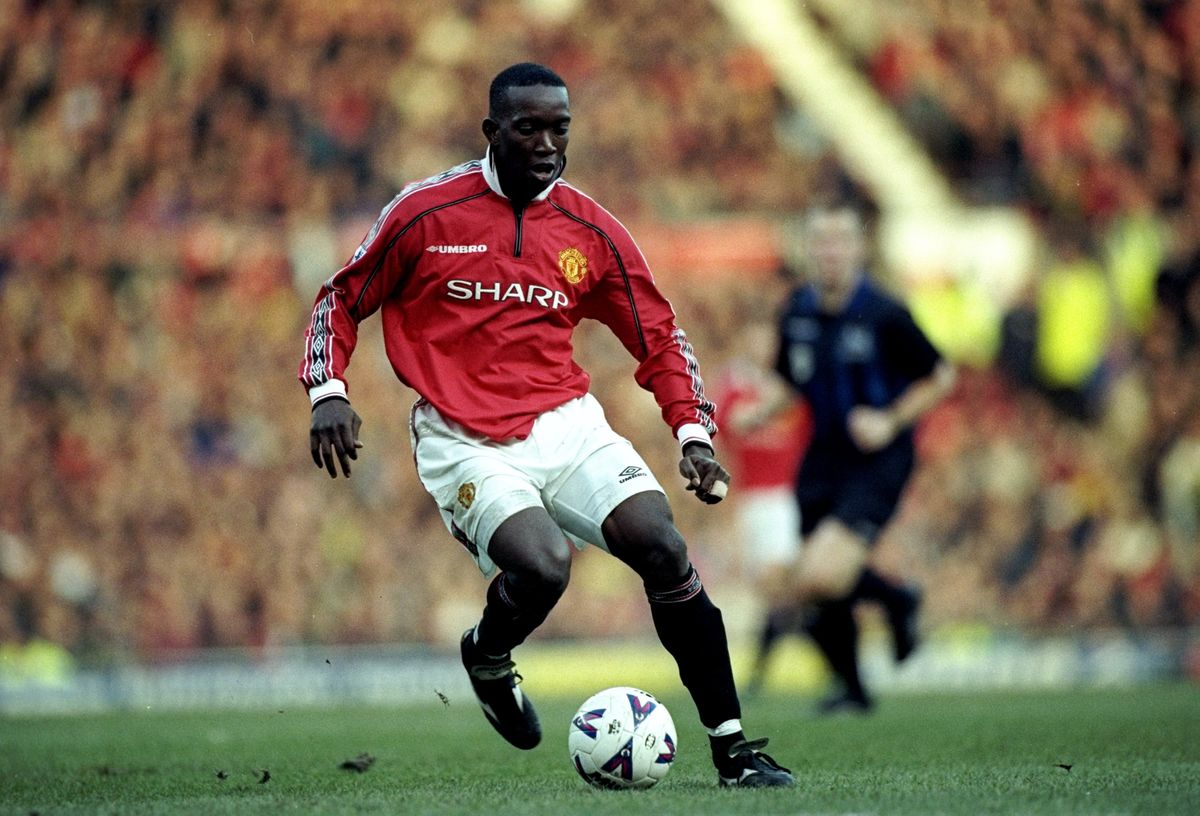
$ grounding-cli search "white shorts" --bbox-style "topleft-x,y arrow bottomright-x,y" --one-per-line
738,486 -> 802,576
409,394 -> 665,575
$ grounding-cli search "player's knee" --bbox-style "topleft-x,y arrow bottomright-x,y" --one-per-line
602,492 -> 690,583
799,565 -> 857,601
635,525 -> 690,585
523,543 -> 572,600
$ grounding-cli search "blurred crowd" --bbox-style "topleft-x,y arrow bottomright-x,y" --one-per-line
0,0 -> 1197,671
853,0 -> 1200,632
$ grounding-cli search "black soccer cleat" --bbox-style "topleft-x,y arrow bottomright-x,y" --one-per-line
815,689 -> 874,716
717,738 -> 795,788
889,586 -> 923,663
460,629 -> 541,750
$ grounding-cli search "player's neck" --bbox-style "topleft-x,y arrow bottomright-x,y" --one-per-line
818,284 -> 854,314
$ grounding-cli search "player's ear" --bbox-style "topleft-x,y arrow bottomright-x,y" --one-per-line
482,118 -> 499,144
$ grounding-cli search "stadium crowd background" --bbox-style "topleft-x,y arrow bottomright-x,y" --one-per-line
0,0 -> 1197,671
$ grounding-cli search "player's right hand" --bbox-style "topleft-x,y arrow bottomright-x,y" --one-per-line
846,405 -> 897,453
310,397 -> 363,478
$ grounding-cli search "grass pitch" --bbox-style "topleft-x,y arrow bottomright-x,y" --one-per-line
1,684 -> 1197,815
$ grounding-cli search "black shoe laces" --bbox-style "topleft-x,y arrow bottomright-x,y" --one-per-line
728,738 -> 791,774
467,658 -> 517,682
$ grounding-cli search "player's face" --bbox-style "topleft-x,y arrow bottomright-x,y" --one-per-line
485,84 -> 570,205
805,210 -> 865,296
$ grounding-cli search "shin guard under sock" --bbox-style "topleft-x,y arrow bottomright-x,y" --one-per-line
805,599 -> 867,701
473,572 -> 558,657
645,565 -> 741,729
851,567 -> 910,615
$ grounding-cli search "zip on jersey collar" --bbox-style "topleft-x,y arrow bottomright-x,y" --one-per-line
482,147 -> 564,204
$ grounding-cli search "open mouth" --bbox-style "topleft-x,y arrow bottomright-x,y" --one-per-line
530,161 -> 557,179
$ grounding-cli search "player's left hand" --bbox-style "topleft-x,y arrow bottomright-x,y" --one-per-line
679,442 -> 730,504
847,406 -> 898,453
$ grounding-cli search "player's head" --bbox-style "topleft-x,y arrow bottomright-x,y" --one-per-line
483,63 -> 570,206
802,202 -> 866,303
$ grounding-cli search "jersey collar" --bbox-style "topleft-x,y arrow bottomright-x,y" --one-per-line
482,147 -> 562,203
812,273 -> 868,315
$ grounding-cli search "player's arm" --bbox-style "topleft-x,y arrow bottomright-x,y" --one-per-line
847,361 -> 955,452
579,218 -> 728,503
727,367 -> 794,434
847,307 -> 956,453
299,196 -> 410,478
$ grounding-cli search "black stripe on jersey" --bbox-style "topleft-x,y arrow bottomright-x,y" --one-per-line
349,190 -> 490,318
549,201 -> 647,357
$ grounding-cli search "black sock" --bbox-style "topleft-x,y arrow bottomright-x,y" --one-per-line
749,608 -> 789,682
851,568 -> 909,615
759,609 -> 787,651
645,565 -> 741,729
473,572 -> 558,657
806,599 -> 867,701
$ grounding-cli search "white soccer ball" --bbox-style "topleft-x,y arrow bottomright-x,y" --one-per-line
568,686 -> 677,789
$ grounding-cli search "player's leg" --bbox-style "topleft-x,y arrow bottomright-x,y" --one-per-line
603,491 -> 794,787
543,436 -> 741,727
792,518 -> 873,711
746,606 -> 786,697
602,492 -> 738,727
541,417 -> 792,788
838,449 -> 923,662
851,567 -> 922,662
456,506 -> 575,750
410,404 -> 568,750
787,472 -> 873,712
746,568 -> 809,696
471,507 -> 573,657
739,489 -> 803,696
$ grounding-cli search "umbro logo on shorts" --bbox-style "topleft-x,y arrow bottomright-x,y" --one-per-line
618,466 -> 645,484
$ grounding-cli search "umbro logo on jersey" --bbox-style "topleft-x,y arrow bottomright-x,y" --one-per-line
618,466 -> 645,483
427,244 -> 488,253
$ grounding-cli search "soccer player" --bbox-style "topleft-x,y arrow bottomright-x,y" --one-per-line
765,202 -> 955,712
299,63 -> 793,787
710,315 -> 810,696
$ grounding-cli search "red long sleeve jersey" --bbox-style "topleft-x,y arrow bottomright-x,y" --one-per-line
298,157 -> 717,444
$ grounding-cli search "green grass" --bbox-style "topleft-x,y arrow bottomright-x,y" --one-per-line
1,685 -> 1198,815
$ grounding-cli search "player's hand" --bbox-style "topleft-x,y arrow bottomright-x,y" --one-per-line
310,398 -> 363,478
847,406 -> 897,453
678,442 -> 730,505
728,402 -> 766,435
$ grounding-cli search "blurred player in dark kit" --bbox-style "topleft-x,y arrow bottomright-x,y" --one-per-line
754,202 -> 955,712
299,63 -> 792,786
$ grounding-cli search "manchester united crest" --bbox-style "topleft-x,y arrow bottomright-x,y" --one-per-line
457,482 -> 475,509
558,247 -> 588,284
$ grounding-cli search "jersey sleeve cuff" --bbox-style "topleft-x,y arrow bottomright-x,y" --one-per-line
676,423 -> 714,453
308,379 -> 348,407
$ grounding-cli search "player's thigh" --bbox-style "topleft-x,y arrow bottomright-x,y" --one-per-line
412,413 -> 546,576
545,437 -> 667,553
795,518 -> 869,600
488,506 -> 575,592
832,446 -> 914,541
795,458 -> 837,539
600,490 -> 689,582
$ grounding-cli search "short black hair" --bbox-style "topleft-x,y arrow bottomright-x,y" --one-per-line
489,63 -> 567,118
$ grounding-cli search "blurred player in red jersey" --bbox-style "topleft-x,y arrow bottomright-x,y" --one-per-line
709,315 -> 811,695
299,63 -> 792,787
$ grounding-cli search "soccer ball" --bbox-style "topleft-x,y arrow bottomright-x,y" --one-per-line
568,686 -> 677,789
